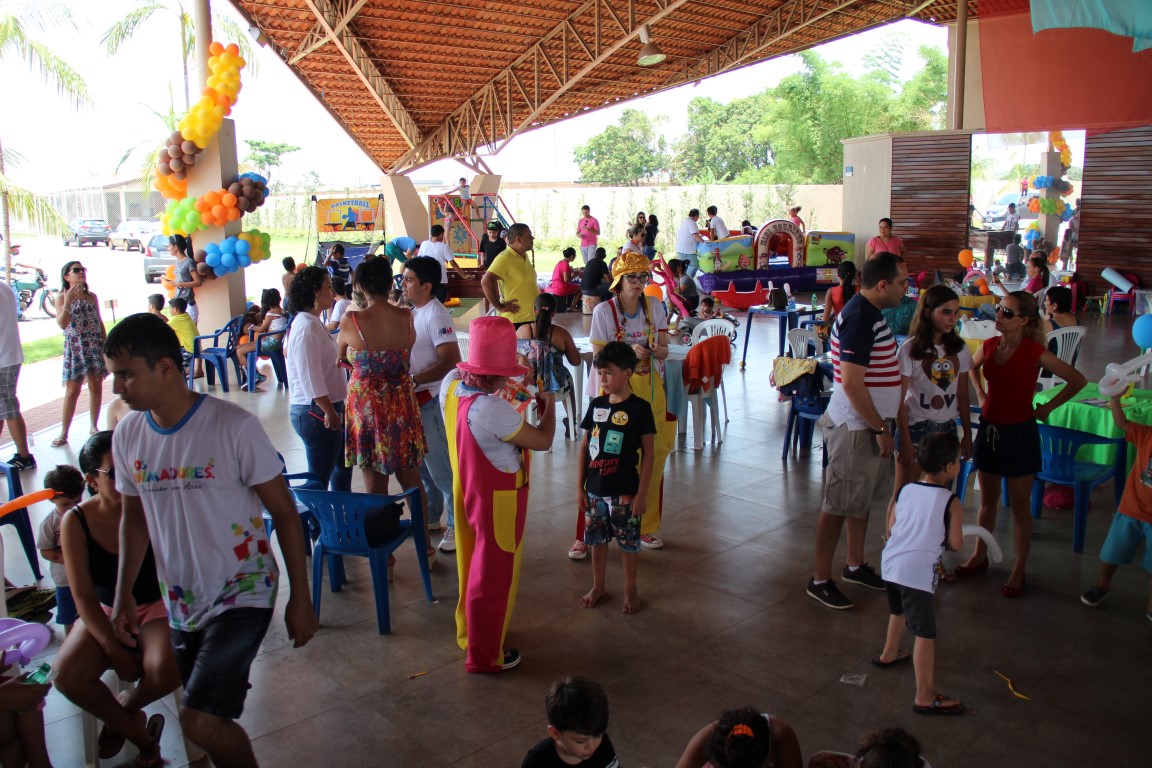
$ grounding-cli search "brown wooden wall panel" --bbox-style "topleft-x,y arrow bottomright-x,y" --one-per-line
890,133 -> 973,279
1077,126 -> 1152,294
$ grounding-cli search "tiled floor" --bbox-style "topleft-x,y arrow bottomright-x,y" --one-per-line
14,304 -> 1152,767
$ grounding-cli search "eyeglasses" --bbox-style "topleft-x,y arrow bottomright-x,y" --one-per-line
994,305 -> 1027,319
70,267 -> 87,274
94,466 -> 116,481
624,274 -> 650,284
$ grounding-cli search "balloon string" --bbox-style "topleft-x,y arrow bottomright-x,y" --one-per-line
994,671 -> 1032,701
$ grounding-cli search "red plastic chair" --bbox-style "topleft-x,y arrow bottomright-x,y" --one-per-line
1106,271 -> 1139,314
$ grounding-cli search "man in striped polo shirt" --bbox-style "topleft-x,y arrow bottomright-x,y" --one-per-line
807,252 -> 909,610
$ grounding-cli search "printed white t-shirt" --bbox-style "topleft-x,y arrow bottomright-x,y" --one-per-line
417,240 -> 454,284
898,340 -> 972,425
440,370 -> 523,472
411,299 -> 459,394
114,395 -> 284,631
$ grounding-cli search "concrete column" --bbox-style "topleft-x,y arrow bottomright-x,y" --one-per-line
1039,150 -> 1062,248
380,174 -> 429,240
186,119 -> 246,333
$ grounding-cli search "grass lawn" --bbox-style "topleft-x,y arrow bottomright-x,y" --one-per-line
21,320 -> 119,365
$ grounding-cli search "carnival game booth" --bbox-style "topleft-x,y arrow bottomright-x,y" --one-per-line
695,220 -> 848,305
314,239 -> 383,272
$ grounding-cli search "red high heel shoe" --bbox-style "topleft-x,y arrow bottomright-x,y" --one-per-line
1001,578 -> 1026,598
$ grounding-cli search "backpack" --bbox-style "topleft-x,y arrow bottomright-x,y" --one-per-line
768,287 -> 789,310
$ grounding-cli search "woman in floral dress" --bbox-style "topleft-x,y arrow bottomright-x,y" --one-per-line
53,261 -> 107,447
337,257 -> 428,503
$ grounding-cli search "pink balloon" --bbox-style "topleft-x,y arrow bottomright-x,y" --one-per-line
0,619 -> 52,666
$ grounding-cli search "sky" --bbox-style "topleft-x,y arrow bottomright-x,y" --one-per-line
2,2 -> 948,193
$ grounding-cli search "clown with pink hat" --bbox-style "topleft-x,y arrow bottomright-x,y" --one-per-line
440,316 -> 556,672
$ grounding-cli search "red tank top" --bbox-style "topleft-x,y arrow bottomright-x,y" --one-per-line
981,336 -> 1045,424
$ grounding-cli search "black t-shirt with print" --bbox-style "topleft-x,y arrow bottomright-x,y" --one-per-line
581,394 -> 656,498
521,734 -> 619,768
581,258 -> 610,293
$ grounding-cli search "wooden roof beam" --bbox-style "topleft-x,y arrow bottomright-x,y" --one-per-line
388,0 -> 693,173
289,0 -> 370,64
299,0 -> 423,148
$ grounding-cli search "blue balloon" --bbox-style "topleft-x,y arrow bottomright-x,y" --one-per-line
220,237 -> 236,254
204,250 -> 220,267
1134,315 -> 1152,349
221,252 -> 236,268
205,242 -> 220,256
235,239 -> 250,255
236,253 -> 251,268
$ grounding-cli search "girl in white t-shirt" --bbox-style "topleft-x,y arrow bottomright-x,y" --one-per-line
888,285 -> 973,525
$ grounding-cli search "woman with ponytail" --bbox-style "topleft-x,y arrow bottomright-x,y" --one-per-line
674,707 -> 802,768
515,293 -> 581,435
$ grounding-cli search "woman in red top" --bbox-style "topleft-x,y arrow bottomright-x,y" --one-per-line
821,260 -> 857,326
549,247 -> 581,310
957,292 -> 1085,596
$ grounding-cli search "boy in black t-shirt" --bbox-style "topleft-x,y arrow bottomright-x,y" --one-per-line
522,676 -> 620,768
578,342 -> 656,614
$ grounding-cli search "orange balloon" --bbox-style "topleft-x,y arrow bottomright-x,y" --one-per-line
222,192 -> 237,207
209,41 -> 224,56
958,249 -> 974,268
202,190 -> 221,206
979,285 -> 990,295
225,206 -> 242,222
165,265 -> 176,278
1048,247 -> 1061,265
0,489 -> 57,519
975,278 -> 988,288
211,204 -> 226,219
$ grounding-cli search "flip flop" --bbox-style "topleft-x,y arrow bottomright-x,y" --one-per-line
134,713 -> 165,768
97,725 -> 126,759
50,436 -> 68,448
913,694 -> 966,716
871,649 -> 912,668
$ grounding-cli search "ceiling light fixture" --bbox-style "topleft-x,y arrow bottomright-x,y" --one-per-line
637,25 -> 666,66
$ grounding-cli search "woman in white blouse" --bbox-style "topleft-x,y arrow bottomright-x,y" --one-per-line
285,267 -> 352,491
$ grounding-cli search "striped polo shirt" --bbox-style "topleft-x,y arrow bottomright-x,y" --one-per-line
825,293 -> 901,428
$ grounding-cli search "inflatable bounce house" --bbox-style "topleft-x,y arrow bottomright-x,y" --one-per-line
694,219 -> 854,301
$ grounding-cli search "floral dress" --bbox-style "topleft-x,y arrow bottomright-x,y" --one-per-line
344,314 -> 427,474
62,298 -> 108,384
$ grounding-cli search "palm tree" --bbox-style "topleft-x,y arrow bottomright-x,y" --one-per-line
102,0 -> 258,112
0,0 -> 91,277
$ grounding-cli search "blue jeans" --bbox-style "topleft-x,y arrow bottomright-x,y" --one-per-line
418,396 -> 454,529
677,251 -> 699,277
289,401 -> 352,492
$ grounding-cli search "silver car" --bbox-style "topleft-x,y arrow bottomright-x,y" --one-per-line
109,220 -> 155,251
143,234 -> 177,283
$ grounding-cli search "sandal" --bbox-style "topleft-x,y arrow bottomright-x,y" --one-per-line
98,724 -> 126,759
134,713 -> 165,768
50,435 -> 68,448
871,649 -> 911,668
913,694 -> 966,716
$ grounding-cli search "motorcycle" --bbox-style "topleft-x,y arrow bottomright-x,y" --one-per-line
2,268 -> 58,319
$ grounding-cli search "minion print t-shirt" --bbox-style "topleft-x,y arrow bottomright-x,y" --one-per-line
897,340 -> 972,425
580,393 -> 656,498
114,395 -> 284,631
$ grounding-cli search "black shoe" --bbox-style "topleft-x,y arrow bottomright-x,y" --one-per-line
563,417 -> 571,440
806,579 -> 853,610
842,563 -> 885,591
1080,586 -> 1108,607
6,453 -> 36,471
501,648 -> 522,670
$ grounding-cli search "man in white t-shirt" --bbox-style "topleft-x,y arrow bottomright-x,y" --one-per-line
706,205 -> 730,240
105,313 -> 316,767
403,256 -> 463,553
675,209 -> 706,277
417,224 -> 466,303
0,281 -> 33,470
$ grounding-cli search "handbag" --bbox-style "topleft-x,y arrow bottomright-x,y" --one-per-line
362,502 -> 403,546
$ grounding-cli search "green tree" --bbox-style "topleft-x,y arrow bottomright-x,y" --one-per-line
891,45 -> 948,131
671,93 -> 774,183
573,109 -> 668,185
1,0 -> 91,276
102,0 -> 257,111
244,140 -> 301,187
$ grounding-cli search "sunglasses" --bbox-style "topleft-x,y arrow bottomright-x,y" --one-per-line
93,466 -> 116,481
70,266 -> 87,274
994,305 -> 1028,319
624,274 -> 650,284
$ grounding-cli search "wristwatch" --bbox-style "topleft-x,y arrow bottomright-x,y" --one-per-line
872,423 -> 889,436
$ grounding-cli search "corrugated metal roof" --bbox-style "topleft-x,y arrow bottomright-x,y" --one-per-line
230,0 -> 971,172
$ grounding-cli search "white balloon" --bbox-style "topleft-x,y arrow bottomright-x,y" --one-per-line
1098,353 -> 1152,397
962,524 -> 1003,563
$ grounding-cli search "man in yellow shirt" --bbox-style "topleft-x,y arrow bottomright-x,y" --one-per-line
167,297 -> 202,377
482,223 -> 539,326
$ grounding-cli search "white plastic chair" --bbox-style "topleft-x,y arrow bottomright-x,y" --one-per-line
83,675 -> 204,767
1039,326 -> 1086,390
680,336 -> 730,450
786,327 -> 823,359
689,319 -> 736,423
456,331 -> 470,362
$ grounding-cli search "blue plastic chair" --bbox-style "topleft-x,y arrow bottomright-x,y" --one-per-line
1031,424 -> 1127,553
0,465 -> 42,579
245,327 -> 289,392
782,393 -> 829,465
293,488 -> 435,635
191,315 -> 244,391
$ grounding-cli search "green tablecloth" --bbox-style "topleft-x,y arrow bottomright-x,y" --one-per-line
1033,383 -> 1152,470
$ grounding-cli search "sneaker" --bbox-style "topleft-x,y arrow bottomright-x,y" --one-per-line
640,533 -> 664,550
806,579 -> 854,610
842,562 -> 885,591
568,540 -> 588,560
501,648 -> 522,670
438,527 -> 456,552
7,454 -> 36,471
1080,586 -> 1109,607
